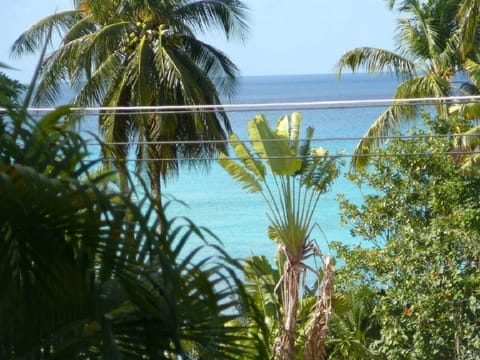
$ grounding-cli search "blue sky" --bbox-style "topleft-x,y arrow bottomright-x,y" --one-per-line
1,0 -> 396,83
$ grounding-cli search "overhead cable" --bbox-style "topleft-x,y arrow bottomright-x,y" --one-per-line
94,149 -> 480,163
12,94 -> 480,115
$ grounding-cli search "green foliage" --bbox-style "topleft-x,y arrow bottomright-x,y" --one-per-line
333,115 -> 480,359
11,0 -> 250,199
0,70 -> 24,111
326,285 -> 381,360
239,255 -> 341,360
0,69 -> 265,359
337,0 -> 480,169
232,255 -> 281,359
219,112 -> 339,359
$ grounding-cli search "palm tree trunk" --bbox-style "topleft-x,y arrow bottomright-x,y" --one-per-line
150,168 -> 165,235
273,261 -> 301,360
304,255 -> 335,360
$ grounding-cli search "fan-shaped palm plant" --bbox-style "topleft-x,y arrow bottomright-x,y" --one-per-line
218,112 -> 339,359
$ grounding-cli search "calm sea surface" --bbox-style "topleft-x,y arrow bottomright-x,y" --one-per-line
76,73 -> 400,261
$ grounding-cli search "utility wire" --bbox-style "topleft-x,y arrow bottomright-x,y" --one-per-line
13,94 -> 480,115
95,150 -> 480,163
15,95 -> 480,162
83,133 -> 480,147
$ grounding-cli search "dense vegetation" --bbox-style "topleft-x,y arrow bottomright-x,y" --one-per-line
334,116 -> 480,359
0,69 -> 268,358
2,0 -> 480,359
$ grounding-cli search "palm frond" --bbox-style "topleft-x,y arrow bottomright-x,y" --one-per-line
456,124 -> 480,149
275,111 -> 302,153
336,47 -> 417,80
182,35 -> 239,98
73,51 -> 123,107
396,1 -> 441,62
350,106 -> 405,170
10,10 -> 82,56
175,0 -> 250,42
456,0 -> 480,57
229,133 -> 266,179
350,73 -> 452,170
218,152 -> 263,193
248,115 -> 302,175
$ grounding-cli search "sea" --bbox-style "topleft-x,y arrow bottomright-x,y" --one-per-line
74,73 -> 401,264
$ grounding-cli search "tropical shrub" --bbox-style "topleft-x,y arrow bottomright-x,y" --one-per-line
333,115 -> 480,359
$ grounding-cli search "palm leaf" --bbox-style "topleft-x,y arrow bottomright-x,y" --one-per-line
175,0 -> 250,42
10,10 -> 81,56
456,125 -> 480,149
275,111 -> 302,154
336,47 -> 417,80
456,0 -> 480,57
248,115 -> 302,175
229,133 -> 265,178
218,152 -> 263,193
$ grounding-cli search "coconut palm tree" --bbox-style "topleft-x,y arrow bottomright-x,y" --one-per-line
10,0 -> 249,202
440,0 -> 480,172
337,0 -> 479,169
218,112 -> 339,359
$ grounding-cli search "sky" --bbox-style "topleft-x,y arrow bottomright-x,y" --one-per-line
1,0 -> 397,83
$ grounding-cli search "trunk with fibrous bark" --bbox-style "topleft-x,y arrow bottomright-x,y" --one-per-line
304,255 -> 335,360
273,259 -> 302,360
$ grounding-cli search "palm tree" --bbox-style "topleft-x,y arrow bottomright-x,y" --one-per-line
0,69 -> 266,359
10,0 -> 249,202
218,112 -> 339,359
336,0 -> 478,169
326,285 -> 381,360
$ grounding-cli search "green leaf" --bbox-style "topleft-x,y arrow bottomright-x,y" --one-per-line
275,111 -> 302,153
218,152 -> 263,193
248,115 -> 302,175
229,133 -> 266,180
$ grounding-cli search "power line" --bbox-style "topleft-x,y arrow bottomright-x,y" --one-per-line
82,133 -> 480,147
94,150 -> 480,163
14,94 -> 480,115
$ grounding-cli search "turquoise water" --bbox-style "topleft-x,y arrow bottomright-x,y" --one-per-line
157,73 -> 400,261
71,73 -> 400,261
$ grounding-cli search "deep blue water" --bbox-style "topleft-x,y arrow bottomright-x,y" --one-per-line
156,73 -> 401,261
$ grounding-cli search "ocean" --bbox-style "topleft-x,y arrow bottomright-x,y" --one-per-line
152,73 -> 401,261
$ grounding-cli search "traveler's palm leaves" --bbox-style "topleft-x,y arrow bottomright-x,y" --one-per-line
218,112 -> 338,256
